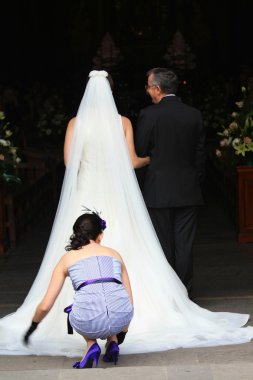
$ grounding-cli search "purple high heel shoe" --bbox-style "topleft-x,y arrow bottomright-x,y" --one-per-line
103,341 -> 119,365
72,342 -> 101,369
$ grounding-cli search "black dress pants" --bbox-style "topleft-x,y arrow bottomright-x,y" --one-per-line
148,206 -> 198,294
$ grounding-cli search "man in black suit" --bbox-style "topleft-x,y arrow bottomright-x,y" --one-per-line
135,68 -> 205,296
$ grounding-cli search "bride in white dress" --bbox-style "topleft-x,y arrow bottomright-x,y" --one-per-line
0,70 -> 253,357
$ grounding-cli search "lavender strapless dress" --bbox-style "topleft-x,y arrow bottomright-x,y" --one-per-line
68,255 -> 134,339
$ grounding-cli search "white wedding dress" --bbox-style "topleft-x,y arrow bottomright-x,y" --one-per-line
0,71 -> 253,357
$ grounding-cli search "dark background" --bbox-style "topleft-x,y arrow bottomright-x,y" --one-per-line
1,0 -> 253,131
1,0 -> 252,85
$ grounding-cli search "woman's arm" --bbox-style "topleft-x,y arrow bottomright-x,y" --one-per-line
122,116 -> 150,169
63,117 -> 76,166
23,258 -> 67,344
32,258 -> 67,323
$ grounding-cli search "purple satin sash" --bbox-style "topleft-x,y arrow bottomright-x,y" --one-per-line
76,276 -> 122,291
64,277 -> 122,334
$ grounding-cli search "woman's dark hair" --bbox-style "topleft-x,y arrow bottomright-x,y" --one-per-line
65,212 -> 106,251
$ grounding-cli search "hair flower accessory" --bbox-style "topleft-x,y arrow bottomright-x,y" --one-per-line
101,219 -> 107,231
81,206 -> 107,231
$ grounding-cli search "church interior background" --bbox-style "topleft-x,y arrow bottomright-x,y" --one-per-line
1,0 -> 253,253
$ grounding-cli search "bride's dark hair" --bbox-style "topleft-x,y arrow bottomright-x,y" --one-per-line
65,212 -> 106,251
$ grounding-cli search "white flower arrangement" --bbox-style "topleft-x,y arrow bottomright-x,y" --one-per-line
216,87 -> 253,164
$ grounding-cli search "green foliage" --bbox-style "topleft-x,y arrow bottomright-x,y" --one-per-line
0,111 -> 21,185
36,95 -> 68,140
199,82 -> 228,132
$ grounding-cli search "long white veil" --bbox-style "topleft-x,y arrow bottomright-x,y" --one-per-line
0,70 -> 253,356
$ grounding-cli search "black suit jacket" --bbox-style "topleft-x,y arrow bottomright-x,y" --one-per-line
135,96 -> 205,208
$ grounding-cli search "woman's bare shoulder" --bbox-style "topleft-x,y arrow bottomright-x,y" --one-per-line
60,251 -> 74,265
100,245 -> 123,262
67,117 -> 76,130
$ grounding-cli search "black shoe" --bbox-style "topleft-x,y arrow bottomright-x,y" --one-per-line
116,331 -> 127,345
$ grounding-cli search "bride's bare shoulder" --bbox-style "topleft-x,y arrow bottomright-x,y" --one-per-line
121,115 -> 131,125
67,117 -> 76,130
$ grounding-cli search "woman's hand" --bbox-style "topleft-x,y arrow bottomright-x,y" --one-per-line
23,321 -> 39,345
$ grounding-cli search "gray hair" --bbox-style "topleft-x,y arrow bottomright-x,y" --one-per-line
147,68 -> 178,94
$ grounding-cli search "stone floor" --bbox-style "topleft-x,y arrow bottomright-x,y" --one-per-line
0,180 -> 253,379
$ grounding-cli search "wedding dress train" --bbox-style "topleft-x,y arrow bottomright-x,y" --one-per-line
0,71 -> 253,356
